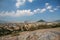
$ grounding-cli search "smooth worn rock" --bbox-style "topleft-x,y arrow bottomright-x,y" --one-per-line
0,28 -> 60,40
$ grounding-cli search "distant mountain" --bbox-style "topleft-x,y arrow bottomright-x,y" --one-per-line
54,20 -> 60,22
37,19 -> 46,22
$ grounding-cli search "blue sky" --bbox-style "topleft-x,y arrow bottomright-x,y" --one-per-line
0,0 -> 60,22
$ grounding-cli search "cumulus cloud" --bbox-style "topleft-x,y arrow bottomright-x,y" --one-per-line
33,8 -> 41,14
40,8 -> 46,13
0,11 -> 15,16
45,3 -> 49,6
0,9 -> 33,17
28,0 -> 33,3
0,8 -> 46,17
46,6 -> 52,9
16,0 -> 26,8
15,9 -> 33,16
0,3 -> 59,17
45,3 -> 59,12
16,0 -> 34,8
45,3 -> 52,10
33,8 -> 46,13
49,10 -> 54,12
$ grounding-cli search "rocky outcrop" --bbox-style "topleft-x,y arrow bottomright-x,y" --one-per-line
0,28 -> 60,40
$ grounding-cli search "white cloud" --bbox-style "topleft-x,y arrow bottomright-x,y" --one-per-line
15,9 -> 33,16
0,9 -> 33,17
16,0 -> 26,8
0,3 -> 59,17
45,3 -> 52,10
0,8 -> 47,17
45,3 -> 59,12
49,10 -> 54,12
33,8 -> 46,13
28,0 -> 33,3
0,11 -> 15,16
16,0 -> 34,8
40,8 -> 46,13
45,3 -> 49,6
33,8 -> 41,14
46,6 -> 52,9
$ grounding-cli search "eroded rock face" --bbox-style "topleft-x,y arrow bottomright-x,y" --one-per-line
0,28 -> 60,40
19,31 -> 60,40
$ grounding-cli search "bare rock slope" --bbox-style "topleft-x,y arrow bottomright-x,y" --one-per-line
0,28 -> 60,40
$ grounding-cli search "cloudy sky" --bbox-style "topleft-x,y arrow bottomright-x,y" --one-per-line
0,0 -> 60,22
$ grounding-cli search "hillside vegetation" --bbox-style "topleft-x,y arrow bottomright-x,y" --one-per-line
0,22 -> 60,36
